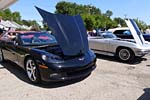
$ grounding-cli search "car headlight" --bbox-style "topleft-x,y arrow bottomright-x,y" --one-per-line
42,54 -> 64,63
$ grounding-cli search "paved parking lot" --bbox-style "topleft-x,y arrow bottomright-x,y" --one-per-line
0,54 -> 150,100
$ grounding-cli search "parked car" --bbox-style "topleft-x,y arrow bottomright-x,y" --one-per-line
0,31 -> 96,83
0,7 -> 96,84
108,27 -> 150,42
88,19 -> 150,62
89,31 -> 150,62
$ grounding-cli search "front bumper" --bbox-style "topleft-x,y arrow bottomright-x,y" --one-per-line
135,49 -> 150,57
38,59 -> 96,82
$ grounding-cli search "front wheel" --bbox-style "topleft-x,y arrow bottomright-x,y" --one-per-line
117,48 -> 135,62
25,58 -> 41,84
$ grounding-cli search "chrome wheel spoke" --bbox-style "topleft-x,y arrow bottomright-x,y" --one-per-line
28,71 -> 32,79
32,71 -> 36,80
27,66 -> 32,71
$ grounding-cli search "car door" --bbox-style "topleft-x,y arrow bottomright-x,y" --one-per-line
14,44 -> 27,68
101,38 -> 111,52
0,32 -> 17,62
2,40 -> 17,62
10,36 -> 28,68
88,37 -> 109,52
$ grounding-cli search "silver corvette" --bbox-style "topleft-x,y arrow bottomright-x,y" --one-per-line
88,19 -> 150,62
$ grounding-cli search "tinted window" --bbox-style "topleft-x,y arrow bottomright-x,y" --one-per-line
113,30 -> 131,35
101,32 -> 117,38
19,32 -> 57,45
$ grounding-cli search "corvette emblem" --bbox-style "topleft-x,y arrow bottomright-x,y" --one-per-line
79,57 -> 84,61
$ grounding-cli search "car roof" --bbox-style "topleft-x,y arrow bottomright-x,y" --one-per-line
108,27 -> 129,33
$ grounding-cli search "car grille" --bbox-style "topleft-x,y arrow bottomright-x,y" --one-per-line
66,62 -> 96,76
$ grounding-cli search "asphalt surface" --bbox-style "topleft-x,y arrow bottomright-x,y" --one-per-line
0,54 -> 150,100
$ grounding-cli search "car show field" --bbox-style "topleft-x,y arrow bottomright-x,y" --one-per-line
1,0 -> 150,100
0,54 -> 150,100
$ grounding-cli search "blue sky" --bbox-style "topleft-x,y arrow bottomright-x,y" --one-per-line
10,0 -> 150,24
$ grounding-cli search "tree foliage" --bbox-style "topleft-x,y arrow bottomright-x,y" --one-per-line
105,10 -> 113,18
134,18 -> 147,30
55,1 -> 117,30
0,2 -> 148,31
55,1 -> 101,15
113,17 -> 126,27
55,1 -> 149,31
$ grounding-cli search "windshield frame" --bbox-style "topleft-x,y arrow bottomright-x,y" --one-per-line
98,32 -> 117,39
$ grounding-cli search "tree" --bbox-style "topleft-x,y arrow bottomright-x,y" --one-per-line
105,10 -> 113,18
0,9 -> 12,20
134,18 -> 147,31
114,17 -> 126,27
55,1 -> 149,30
12,12 -> 21,22
83,15 -> 94,30
55,1 -> 101,15
42,20 -> 50,31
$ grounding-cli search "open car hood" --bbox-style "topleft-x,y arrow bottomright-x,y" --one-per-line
125,19 -> 145,46
36,7 -> 89,56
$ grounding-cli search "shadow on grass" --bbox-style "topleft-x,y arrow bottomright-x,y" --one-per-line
138,88 -> 150,100
0,61 -> 89,88
96,54 -> 147,65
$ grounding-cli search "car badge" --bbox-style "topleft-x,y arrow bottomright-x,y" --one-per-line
79,57 -> 84,61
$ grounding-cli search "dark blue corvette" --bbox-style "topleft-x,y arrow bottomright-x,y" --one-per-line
0,7 -> 96,84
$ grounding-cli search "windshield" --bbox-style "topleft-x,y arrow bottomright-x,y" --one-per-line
99,32 -> 117,39
19,32 -> 57,45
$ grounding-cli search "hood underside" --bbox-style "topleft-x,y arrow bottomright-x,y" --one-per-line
125,19 -> 145,46
36,7 -> 89,56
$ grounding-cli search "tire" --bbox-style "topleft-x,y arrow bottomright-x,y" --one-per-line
0,49 -> 4,62
117,48 -> 135,62
25,58 -> 41,84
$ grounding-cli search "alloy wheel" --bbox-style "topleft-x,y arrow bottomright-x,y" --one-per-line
119,49 -> 131,61
26,59 -> 37,82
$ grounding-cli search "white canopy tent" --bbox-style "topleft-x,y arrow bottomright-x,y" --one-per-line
0,20 -> 18,30
0,0 -> 17,10
11,21 -> 22,28
5,20 -> 18,28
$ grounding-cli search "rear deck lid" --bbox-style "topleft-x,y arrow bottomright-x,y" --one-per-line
36,7 -> 89,56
